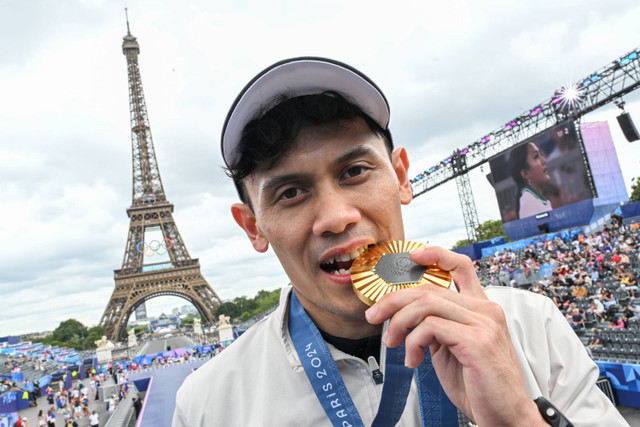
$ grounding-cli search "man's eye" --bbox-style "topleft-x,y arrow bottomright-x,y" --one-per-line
344,166 -> 364,178
279,187 -> 300,200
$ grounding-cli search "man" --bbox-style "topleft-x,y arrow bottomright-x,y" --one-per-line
173,57 -> 627,426
89,410 -> 99,427
629,301 -> 640,316
569,308 -> 584,330
622,304 -> 635,320
132,393 -> 142,419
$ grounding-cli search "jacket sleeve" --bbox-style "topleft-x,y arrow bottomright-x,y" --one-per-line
171,398 -> 188,427
540,295 -> 629,426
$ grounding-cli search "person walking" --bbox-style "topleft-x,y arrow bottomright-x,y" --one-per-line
89,410 -> 99,427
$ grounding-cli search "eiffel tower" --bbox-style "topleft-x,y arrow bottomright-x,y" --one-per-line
99,11 -> 222,341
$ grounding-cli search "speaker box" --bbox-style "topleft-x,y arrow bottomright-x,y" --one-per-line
617,112 -> 640,142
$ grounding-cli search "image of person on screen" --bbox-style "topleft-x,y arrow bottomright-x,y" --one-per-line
508,141 -> 554,219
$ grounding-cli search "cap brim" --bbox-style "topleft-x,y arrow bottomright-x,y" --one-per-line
221,56 -> 389,168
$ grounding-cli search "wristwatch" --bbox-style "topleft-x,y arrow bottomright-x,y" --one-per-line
534,397 -> 574,427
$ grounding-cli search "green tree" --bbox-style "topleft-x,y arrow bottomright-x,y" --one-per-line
630,177 -> 640,203
217,302 -> 241,319
254,289 -> 280,313
40,319 -> 93,351
83,326 -> 105,349
234,296 -> 258,313
475,219 -> 508,242
451,238 -> 472,249
182,317 -> 200,328
216,289 -> 282,321
450,219 -> 508,250
50,319 -> 86,343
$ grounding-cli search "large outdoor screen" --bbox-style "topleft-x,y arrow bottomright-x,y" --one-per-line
489,121 -> 595,223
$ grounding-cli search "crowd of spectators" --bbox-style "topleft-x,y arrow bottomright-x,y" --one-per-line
2,353 -> 55,376
475,218 -> 640,360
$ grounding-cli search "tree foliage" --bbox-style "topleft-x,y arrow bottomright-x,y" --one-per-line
630,177 -> 640,203
450,219 -> 508,249
181,317 -> 199,328
34,319 -> 104,351
216,289 -> 281,321
475,219 -> 507,242
451,239 -> 472,249
84,326 -> 105,349
216,302 -> 241,319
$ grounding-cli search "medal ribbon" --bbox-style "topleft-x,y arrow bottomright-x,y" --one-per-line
288,290 -> 458,426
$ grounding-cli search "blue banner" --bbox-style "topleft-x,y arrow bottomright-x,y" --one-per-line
596,361 -> 640,408
0,391 -> 18,414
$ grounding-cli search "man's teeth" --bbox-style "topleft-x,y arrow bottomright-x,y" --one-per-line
325,246 -> 367,265
322,246 -> 368,274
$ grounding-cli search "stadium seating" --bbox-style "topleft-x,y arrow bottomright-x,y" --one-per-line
476,218 -> 640,364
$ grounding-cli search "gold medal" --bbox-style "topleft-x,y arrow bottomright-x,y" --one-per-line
350,240 -> 451,306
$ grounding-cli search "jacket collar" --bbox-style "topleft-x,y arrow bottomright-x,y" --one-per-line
274,285 -> 367,372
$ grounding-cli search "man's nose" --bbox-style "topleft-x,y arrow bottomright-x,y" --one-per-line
312,186 -> 361,236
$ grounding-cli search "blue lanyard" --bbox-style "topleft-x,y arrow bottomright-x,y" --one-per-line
288,290 -> 458,426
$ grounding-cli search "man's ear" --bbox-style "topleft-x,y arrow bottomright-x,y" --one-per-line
391,147 -> 412,205
231,203 -> 269,253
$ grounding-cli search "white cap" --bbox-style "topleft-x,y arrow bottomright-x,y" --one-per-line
221,56 -> 390,168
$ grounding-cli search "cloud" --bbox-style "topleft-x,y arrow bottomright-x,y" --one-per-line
1,0 -> 639,336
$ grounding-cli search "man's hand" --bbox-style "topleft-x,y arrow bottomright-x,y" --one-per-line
364,246 -> 546,426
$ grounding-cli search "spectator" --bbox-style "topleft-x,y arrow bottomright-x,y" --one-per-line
622,304 -> 635,320
594,281 -> 604,296
608,316 -> 625,330
569,308 -> 584,330
572,284 -> 587,298
46,409 -> 56,427
587,297 -> 606,321
587,329 -> 602,349
61,404 -> 72,424
46,388 -> 54,411
133,393 -> 142,419
73,395 -> 82,420
531,282 -> 545,295
89,411 -> 99,427
629,301 -> 640,316
560,290 -> 574,308
107,394 -> 116,413
625,272 -> 638,298
601,290 -> 616,309
37,410 -> 46,427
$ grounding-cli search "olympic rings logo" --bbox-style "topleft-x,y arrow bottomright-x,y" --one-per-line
137,239 -> 173,257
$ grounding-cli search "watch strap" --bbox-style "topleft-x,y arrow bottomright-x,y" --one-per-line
534,397 -> 574,427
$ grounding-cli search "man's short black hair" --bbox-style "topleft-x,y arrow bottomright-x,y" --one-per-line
225,91 -> 394,206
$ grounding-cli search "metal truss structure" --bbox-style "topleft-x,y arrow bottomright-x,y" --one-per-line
452,152 -> 479,242
410,46 -> 640,241
100,14 -> 222,341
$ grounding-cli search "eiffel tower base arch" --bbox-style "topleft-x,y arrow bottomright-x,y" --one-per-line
100,260 -> 220,341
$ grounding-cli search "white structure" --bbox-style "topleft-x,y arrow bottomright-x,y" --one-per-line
217,314 -> 234,342
193,318 -> 203,336
95,336 -> 115,363
127,328 -> 138,348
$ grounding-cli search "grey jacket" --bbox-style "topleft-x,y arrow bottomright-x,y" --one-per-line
173,286 -> 628,426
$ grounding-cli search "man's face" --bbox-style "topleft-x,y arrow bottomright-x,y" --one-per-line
231,117 -> 412,336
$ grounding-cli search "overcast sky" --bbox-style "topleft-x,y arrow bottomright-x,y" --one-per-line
1,0 -> 639,337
